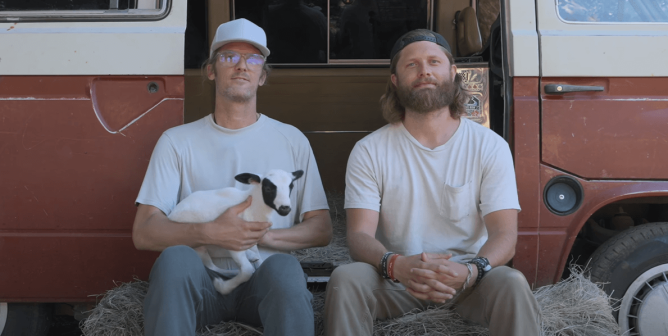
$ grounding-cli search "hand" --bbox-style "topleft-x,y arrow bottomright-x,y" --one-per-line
394,252 -> 458,303
205,196 -> 271,251
410,254 -> 478,301
257,229 -> 274,247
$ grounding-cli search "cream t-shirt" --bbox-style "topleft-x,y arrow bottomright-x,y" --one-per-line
345,118 -> 520,262
136,114 -> 329,268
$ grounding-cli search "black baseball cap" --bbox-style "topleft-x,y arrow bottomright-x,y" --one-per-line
390,29 -> 452,61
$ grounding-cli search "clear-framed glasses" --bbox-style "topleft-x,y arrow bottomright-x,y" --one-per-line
217,51 -> 265,69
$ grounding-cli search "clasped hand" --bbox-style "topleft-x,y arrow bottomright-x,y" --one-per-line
393,252 -> 469,303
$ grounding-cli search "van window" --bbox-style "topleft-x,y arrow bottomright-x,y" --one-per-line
557,0 -> 668,23
233,0 -> 433,65
235,0 -> 328,64
0,0 -> 167,21
330,0 -> 430,61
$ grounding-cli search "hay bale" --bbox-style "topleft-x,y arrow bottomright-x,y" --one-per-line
373,304 -> 488,336
81,266 -> 621,336
535,265 -> 621,336
290,192 -> 352,266
81,193 -> 621,336
80,280 -> 148,336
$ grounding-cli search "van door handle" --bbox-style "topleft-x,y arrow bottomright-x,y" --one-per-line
544,84 -> 604,94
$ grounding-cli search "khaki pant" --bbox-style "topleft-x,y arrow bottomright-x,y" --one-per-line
324,262 -> 540,336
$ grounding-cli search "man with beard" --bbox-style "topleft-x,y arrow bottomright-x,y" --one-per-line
323,29 -> 540,336
133,19 -> 331,336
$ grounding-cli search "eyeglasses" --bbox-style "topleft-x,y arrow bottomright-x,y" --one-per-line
217,51 -> 265,69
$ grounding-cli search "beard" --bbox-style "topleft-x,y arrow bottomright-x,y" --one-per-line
222,86 -> 255,103
396,76 -> 456,114
218,71 -> 258,103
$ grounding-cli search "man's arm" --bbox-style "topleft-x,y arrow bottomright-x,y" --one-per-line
409,209 -> 518,301
346,208 -> 387,267
477,208 -> 518,266
347,208 -> 458,302
258,209 -> 332,251
132,197 -> 271,252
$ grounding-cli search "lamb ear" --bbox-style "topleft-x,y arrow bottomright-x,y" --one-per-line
235,173 -> 261,184
292,170 -> 304,181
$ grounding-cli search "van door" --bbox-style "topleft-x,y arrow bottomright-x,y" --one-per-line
0,0 -> 185,303
534,1 -> 668,333
536,1 -> 668,180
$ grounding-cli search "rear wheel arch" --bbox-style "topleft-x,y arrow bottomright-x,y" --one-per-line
558,193 -> 668,279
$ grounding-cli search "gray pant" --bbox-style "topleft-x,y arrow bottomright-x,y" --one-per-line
324,262 -> 541,336
143,245 -> 314,336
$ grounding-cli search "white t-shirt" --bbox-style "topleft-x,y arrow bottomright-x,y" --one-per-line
345,118 -> 520,262
136,114 -> 329,268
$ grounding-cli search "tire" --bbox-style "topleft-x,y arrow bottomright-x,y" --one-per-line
0,303 -> 52,336
588,222 -> 668,335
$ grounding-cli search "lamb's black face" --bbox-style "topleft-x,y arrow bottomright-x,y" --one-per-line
262,171 -> 291,216
261,169 -> 304,217
261,178 -> 283,215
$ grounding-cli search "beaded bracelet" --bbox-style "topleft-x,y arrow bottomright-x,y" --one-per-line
379,252 -> 394,279
387,253 -> 401,283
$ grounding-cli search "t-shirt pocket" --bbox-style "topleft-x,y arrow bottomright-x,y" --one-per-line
440,181 -> 472,223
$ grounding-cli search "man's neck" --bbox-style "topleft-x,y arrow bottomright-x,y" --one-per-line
213,97 -> 259,129
402,107 -> 460,150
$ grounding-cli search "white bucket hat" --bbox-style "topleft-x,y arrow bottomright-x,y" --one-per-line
210,18 -> 271,58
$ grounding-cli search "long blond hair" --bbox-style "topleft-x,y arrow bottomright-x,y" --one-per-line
380,34 -> 467,124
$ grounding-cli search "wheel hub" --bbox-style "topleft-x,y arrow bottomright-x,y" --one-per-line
637,282 -> 668,335
619,264 -> 668,335
0,302 -> 7,334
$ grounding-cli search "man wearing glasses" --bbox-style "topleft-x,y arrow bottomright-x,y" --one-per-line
133,19 -> 332,336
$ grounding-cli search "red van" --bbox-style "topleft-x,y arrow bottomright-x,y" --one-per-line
1,0 -> 667,335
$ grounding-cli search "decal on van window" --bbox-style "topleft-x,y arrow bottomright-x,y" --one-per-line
557,0 -> 668,23
0,0 -> 169,21
458,67 -> 489,128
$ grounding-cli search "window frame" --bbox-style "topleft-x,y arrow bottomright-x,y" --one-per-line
0,0 -> 171,22
555,0 -> 668,25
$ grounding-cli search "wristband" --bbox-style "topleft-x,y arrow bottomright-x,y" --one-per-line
387,253 -> 401,283
379,252 -> 394,279
471,260 -> 484,287
469,256 -> 491,287
462,263 -> 473,291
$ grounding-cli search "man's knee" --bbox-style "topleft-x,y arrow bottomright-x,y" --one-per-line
482,266 -> 532,294
257,254 -> 308,294
255,253 -> 313,306
150,245 -> 203,282
260,254 -> 303,279
328,262 -> 378,291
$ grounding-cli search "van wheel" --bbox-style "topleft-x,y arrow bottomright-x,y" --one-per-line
588,222 -> 668,335
0,303 -> 52,336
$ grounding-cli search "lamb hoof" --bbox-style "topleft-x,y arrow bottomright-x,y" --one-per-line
212,277 -> 234,295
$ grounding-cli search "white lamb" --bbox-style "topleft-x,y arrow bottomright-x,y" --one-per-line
168,169 -> 304,295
